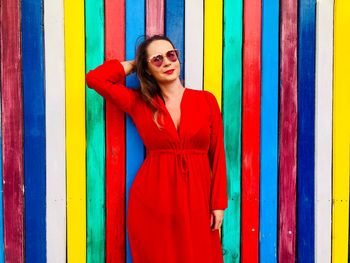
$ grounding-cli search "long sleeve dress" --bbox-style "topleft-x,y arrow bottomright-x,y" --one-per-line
86,59 -> 228,263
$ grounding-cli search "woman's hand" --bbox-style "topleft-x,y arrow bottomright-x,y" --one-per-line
210,209 -> 224,231
120,60 -> 136,76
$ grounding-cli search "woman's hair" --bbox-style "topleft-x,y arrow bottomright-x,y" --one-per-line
134,34 -> 181,129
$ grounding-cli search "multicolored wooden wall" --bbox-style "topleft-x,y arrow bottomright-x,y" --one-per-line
0,0 -> 349,262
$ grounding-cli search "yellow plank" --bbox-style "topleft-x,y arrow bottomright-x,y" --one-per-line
203,0 -> 223,107
64,0 -> 86,261
332,0 -> 350,262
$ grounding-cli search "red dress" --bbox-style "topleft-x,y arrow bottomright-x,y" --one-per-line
86,60 -> 228,263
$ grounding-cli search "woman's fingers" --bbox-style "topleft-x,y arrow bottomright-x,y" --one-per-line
211,211 -> 224,231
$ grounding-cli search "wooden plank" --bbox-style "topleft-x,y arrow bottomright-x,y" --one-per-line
184,0 -> 203,90
241,0 -> 261,262
165,0 -> 184,80
278,0 -> 298,261
332,0 -> 350,261
203,0 -> 223,103
105,0 -> 126,262
125,1 -> 145,262
314,0 -> 333,261
146,0 -> 164,36
21,0 -> 46,261
0,0 -> 24,262
0,86 -> 4,263
222,0 -> 243,262
64,0 -> 86,261
297,0 -> 316,261
85,0 -> 106,262
260,0 -> 279,261
44,0 -> 67,261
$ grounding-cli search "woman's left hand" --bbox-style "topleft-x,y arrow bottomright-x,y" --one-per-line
210,210 -> 224,231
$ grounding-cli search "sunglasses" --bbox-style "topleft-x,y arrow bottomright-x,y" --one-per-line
147,49 -> 179,67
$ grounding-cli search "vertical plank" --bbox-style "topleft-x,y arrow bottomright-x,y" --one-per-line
315,0 -> 333,261
297,0 -> 316,261
241,0 -> 261,261
64,0 -> 87,261
332,0 -> 350,261
203,0 -> 223,103
44,0 -> 67,261
125,0 -> 145,262
0,0 -> 24,262
146,0 -> 164,36
260,0 -> 279,261
278,0 -> 298,261
222,0 -> 243,261
0,80 -> 4,263
105,0 -> 126,262
21,0 -> 46,261
85,0 -> 106,262
184,0 -> 203,90
165,0 -> 184,80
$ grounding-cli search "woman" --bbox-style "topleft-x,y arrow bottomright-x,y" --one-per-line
86,34 -> 228,263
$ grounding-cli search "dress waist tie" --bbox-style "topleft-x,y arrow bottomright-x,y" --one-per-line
146,149 -> 208,182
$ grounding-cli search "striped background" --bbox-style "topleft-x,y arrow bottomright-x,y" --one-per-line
0,0 -> 349,262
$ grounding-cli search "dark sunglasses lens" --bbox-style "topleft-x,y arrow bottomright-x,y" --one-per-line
166,50 -> 178,62
151,55 -> 164,67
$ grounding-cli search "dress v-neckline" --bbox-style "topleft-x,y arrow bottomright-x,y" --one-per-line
159,87 -> 187,140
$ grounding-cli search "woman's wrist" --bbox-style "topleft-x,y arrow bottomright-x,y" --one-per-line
121,60 -> 136,75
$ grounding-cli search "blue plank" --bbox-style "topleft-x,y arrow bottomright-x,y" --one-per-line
260,0 -> 279,261
297,0 -> 316,262
165,0 -> 184,81
21,0 -> 46,262
125,1 -> 145,262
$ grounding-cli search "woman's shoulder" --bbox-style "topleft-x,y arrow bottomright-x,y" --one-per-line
186,87 -> 217,104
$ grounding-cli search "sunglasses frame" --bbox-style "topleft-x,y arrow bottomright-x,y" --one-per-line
147,49 -> 180,67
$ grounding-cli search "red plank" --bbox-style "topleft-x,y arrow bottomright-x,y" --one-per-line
241,0 -> 261,262
146,0 -> 164,36
278,0 -> 298,261
0,0 -> 24,262
105,0 -> 126,262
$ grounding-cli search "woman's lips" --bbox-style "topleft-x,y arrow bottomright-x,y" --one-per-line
164,69 -> 175,75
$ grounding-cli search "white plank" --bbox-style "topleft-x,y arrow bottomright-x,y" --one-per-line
184,0 -> 203,90
44,0 -> 67,261
315,0 -> 333,262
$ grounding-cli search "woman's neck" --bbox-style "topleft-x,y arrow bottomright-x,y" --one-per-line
158,79 -> 184,101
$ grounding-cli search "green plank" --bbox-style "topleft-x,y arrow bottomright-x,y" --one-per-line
85,0 -> 106,262
222,0 -> 243,262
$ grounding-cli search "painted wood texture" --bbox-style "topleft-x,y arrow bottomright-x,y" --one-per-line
165,0 -> 184,80
315,0 -> 333,261
85,0 -> 106,262
125,1 -> 145,262
105,0 -> 126,262
203,0 -> 223,103
297,0 -> 316,262
146,0 -> 164,36
0,101 -> 3,263
44,0 -> 67,261
278,0 -> 298,261
222,0 -> 243,262
184,0 -> 203,90
332,0 -> 350,261
64,0 -> 86,261
21,0 -> 46,261
0,0 -> 24,262
241,0 -> 261,262
260,0 -> 279,261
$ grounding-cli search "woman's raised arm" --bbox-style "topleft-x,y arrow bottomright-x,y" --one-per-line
86,59 -> 139,114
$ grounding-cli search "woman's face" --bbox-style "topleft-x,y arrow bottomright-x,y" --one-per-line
146,40 -> 181,84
